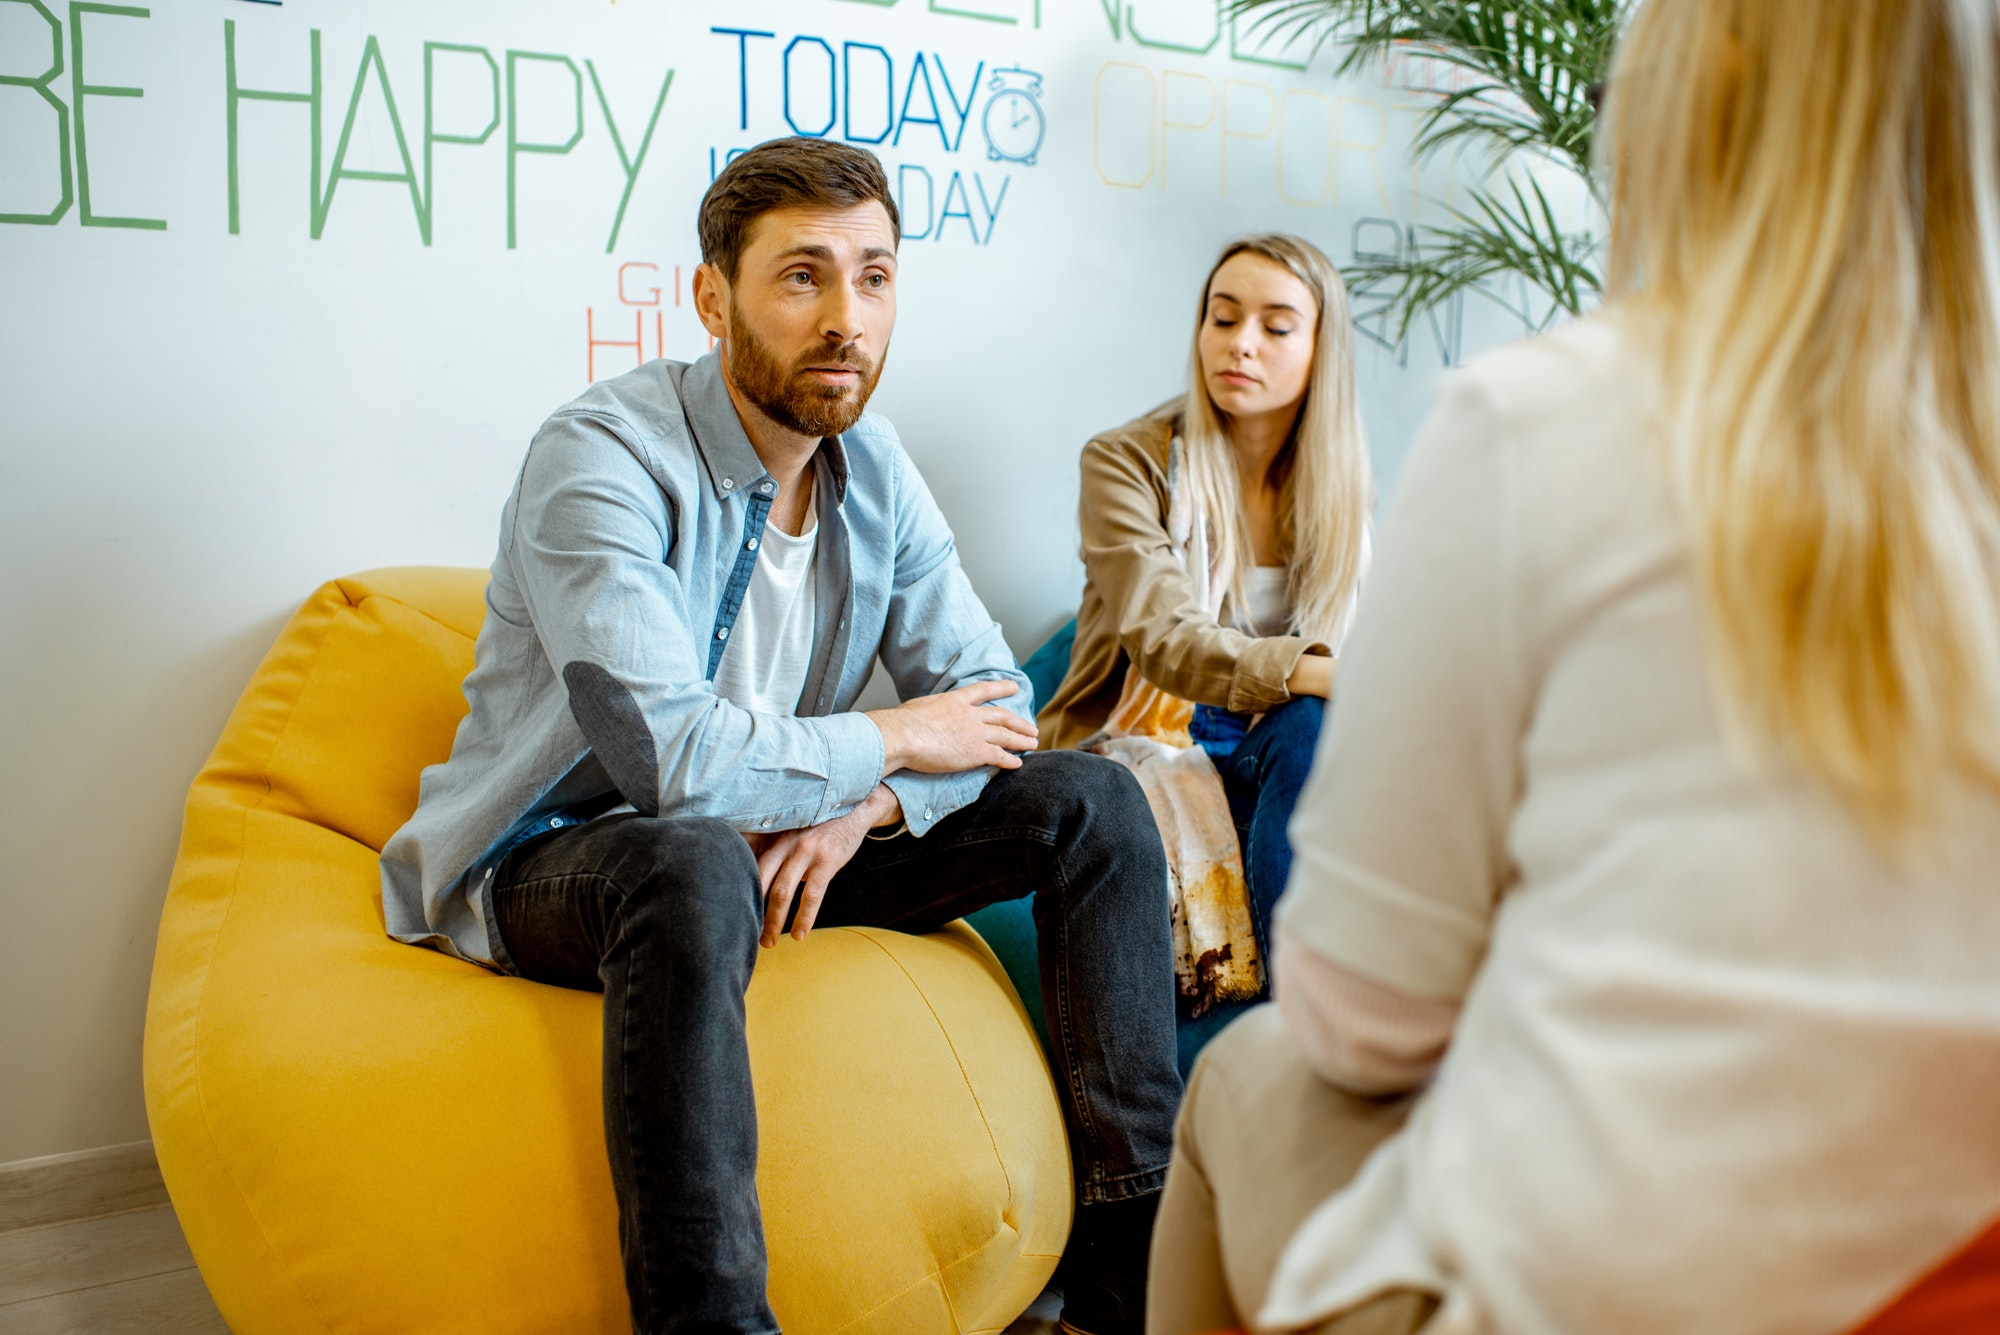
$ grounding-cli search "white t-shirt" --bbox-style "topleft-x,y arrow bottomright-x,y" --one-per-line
1235,532 -> 1372,647
711,490 -> 818,717
1242,566 -> 1291,638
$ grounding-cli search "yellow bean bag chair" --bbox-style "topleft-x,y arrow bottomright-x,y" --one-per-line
143,568 -> 1070,1334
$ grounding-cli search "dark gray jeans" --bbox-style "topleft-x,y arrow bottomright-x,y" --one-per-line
491,749 -> 1183,1335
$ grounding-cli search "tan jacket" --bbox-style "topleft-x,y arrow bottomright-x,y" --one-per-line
1037,407 -> 1327,751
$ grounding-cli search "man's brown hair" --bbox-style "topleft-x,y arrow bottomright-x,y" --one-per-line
697,137 -> 901,282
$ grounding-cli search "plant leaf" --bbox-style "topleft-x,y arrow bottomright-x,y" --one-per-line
1226,0 -> 1626,338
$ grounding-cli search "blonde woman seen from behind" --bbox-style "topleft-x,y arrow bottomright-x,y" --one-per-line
1041,236 -> 1373,1058
1149,2 -> 2000,1333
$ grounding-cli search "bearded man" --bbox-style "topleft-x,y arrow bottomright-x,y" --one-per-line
378,138 -> 1181,1335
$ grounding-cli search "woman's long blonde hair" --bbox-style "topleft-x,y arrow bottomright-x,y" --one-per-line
1170,235 -> 1374,645
1604,0 -> 2000,829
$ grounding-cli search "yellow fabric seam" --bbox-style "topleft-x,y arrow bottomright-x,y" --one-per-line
185,583 -> 361,1335
847,928 -> 1016,1211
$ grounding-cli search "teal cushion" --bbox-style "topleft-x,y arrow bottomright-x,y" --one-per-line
1020,618 -> 1076,719
962,620 -> 1075,1054
964,899 -> 1046,1050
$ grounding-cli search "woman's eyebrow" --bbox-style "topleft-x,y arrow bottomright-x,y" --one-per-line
1209,289 -> 1301,315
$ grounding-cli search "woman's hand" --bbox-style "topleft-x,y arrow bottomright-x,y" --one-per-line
1286,653 -> 1335,699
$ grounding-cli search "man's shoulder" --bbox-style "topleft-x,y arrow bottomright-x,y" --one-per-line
522,360 -> 705,497
544,359 -> 698,450
500,364 -> 708,550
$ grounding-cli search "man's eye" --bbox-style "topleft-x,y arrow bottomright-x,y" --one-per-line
789,272 -> 813,285
863,273 -> 886,288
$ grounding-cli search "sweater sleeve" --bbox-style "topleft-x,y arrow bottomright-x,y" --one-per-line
1077,431 -> 1323,714
1275,370 -> 1524,1002
1276,924 -> 1459,1096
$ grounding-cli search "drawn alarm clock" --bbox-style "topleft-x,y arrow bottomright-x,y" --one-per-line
982,66 -> 1046,167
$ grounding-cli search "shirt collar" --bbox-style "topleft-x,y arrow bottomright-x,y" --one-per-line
816,431 -> 851,506
683,349 -> 852,507
681,352 -> 768,499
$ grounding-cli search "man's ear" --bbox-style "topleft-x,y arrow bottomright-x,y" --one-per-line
692,262 -> 730,341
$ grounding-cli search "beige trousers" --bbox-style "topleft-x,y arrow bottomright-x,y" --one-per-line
1145,1006 -> 1437,1335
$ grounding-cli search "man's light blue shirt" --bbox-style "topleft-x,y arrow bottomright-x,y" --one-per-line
379,352 -> 1032,968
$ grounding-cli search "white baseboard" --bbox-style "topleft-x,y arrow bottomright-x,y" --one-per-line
0,1140 -> 167,1234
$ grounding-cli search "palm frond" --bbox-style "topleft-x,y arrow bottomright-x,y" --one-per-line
1345,173 -> 1602,348
1229,0 -> 1625,174
1227,0 -> 1625,341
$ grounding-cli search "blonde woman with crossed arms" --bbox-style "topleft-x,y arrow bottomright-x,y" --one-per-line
1148,1 -> 2000,1332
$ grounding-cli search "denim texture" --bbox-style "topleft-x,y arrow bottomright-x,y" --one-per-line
1189,697 -> 1325,974
491,750 -> 1182,1335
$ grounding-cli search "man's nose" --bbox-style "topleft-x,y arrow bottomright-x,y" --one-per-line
821,282 -> 860,345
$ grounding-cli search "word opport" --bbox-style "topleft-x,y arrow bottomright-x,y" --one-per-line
1091,60 -> 1434,214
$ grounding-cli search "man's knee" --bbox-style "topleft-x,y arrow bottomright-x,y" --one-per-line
606,815 -> 761,948
1009,753 -> 1167,913
1018,749 -> 1157,844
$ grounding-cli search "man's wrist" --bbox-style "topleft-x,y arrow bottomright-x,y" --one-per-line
863,783 -> 907,839
865,709 -> 909,777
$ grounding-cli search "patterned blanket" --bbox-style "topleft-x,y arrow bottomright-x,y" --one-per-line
1079,436 -> 1264,1017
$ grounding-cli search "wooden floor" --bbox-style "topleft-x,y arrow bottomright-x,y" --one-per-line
0,1141 -> 1059,1334
0,1204 -> 228,1334
1003,1286 -> 1063,1334
0,1202 -> 1055,1334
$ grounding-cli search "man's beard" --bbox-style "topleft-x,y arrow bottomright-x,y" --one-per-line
726,309 -> 885,439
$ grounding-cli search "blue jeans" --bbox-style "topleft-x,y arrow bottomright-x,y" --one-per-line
490,750 -> 1183,1335
1179,696 -> 1325,1067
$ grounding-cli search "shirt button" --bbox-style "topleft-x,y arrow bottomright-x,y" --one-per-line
925,808 -> 935,821
760,817 -> 773,829
548,816 -> 564,828
722,477 -> 735,490
746,538 -> 758,551
716,627 -> 729,641
759,481 -> 774,494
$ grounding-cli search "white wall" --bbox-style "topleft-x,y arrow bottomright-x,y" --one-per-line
0,0 -> 1561,1162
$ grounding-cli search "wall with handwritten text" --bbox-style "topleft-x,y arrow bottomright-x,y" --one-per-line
0,0 -> 1569,1160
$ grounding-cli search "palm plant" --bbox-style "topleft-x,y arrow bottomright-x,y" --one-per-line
1230,0 -> 1630,341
